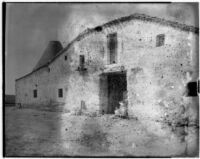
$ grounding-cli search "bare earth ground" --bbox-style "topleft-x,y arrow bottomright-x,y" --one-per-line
5,106 -> 195,157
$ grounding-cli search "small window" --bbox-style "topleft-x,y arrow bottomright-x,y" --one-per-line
94,26 -> 102,32
156,34 -> 165,47
58,89 -> 63,98
107,33 -> 118,64
79,55 -> 85,66
33,89 -> 37,98
81,100 -> 86,110
65,55 -> 67,61
187,81 -> 198,96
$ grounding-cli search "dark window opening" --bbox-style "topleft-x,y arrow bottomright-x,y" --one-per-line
80,55 -> 85,67
95,26 -> 102,32
58,89 -> 63,98
81,100 -> 86,110
78,55 -> 87,71
33,89 -> 37,98
156,34 -> 165,47
65,55 -> 67,61
187,81 -> 198,96
107,33 -> 118,64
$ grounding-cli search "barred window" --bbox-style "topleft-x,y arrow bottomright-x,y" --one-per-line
33,89 -> 37,98
79,55 -> 85,66
58,89 -> 63,98
156,34 -> 165,47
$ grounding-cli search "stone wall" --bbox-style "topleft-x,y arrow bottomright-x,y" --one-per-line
16,19 -> 198,121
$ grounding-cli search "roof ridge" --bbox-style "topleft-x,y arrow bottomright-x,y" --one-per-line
101,13 -> 198,33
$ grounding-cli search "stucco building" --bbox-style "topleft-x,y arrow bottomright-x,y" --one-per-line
16,13 -> 199,121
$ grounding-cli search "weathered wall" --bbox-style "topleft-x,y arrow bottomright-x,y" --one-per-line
16,19 -> 198,121
69,19 -> 198,122
16,67 -> 50,105
113,20 -> 199,122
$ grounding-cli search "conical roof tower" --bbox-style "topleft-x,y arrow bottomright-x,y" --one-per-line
33,41 -> 63,71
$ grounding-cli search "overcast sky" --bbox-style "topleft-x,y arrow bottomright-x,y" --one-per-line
5,2 -> 198,95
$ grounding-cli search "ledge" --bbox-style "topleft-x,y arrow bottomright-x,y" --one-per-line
102,64 -> 126,74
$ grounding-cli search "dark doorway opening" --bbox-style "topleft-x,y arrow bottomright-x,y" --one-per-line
107,73 -> 127,114
99,72 -> 127,114
99,73 -> 126,114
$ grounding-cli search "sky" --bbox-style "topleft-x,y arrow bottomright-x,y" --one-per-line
5,2 -> 198,95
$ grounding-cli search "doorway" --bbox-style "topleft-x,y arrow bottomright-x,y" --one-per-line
99,72 -> 127,114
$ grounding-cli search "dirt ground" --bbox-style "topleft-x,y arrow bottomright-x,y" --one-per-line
5,106 -> 198,157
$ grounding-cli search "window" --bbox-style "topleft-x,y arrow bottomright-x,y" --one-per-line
81,100 -> 86,110
187,81 -> 198,96
79,55 -> 85,67
65,55 -> 67,61
156,34 -> 165,47
33,89 -> 37,98
78,55 -> 87,71
107,33 -> 118,64
94,26 -> 102,32
58,89 -> 63,98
